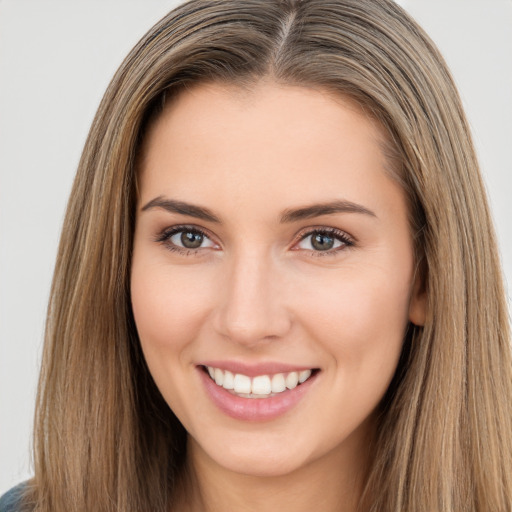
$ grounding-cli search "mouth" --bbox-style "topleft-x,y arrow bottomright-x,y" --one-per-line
201,365 -> 319,399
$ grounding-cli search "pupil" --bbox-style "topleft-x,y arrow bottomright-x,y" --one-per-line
181,231 -> 203,249
312,233 -> 334,251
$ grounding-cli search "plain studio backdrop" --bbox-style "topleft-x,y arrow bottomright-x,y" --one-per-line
0,0 -> 511,495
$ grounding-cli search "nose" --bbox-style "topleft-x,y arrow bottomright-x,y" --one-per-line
213,250 -> 292,346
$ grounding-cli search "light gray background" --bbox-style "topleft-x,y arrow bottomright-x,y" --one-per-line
1,0 -> 511,495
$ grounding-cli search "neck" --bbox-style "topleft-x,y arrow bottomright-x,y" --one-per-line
175,426 -> 373,512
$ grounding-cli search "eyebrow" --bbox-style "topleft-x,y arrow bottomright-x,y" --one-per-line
280,200 -> 376,223
141,196 -> 221,223
141,196 -> 376,223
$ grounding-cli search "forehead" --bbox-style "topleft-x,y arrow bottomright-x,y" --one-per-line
140,80 -> 387,158
136,81 -> 404,223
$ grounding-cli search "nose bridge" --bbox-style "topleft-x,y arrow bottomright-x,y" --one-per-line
215,246 -> 291,345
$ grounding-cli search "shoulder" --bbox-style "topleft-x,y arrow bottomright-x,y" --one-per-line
0,482 -> 28,512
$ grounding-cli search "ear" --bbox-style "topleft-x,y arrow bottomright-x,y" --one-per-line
408,268 -> 427,326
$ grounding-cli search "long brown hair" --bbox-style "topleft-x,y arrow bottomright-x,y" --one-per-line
26,1 -> 512,510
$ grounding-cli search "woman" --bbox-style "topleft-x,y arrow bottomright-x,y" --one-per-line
1,0 -> 511,510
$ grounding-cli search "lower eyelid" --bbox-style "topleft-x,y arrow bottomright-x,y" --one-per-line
155,225 -> 222,255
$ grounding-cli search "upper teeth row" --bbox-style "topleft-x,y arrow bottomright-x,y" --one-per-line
207,366 -> 312,396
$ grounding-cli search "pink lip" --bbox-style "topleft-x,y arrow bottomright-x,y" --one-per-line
197,366 -> 318,422
199,360 -> 315,377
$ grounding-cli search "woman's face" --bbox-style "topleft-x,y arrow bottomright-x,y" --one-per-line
131,81 -> 425,478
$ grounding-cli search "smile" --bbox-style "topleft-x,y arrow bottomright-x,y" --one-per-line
199,364 -> 319,421
205,366 -> 314,398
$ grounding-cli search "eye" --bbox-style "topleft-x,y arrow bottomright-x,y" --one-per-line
170,229 -> 214,249
294,228 -> 354,254
156,226 -> 218,253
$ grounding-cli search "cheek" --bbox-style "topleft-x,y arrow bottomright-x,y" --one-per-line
130,256 -> 220,422
131,258 -> 210,346
130,256 -> 217,363
296,259 -> 412,382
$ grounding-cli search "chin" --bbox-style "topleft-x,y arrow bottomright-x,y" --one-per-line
190,432 -> 316,478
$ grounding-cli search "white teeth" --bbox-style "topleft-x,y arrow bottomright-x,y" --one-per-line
206,366 -> 314,397
299,369 -> 312,383
252,375 -> 271,395
223,370 -> 234,390
271,373 -> 286,393
214,368 -> 224,386
233,373 -> 252,394
285,371 -> 299,390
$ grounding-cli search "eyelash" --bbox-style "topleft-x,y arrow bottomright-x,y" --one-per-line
293,227 -> 355,257
155,225 -> 355,257
155,225 -> 216,257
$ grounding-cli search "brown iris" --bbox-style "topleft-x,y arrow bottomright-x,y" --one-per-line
181,231 -> 204,249
311,232 -> 335,251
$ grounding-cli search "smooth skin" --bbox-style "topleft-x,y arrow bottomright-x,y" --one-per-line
131,81 -> 426,512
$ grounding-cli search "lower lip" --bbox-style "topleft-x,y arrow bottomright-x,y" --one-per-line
198,368 -> 317,422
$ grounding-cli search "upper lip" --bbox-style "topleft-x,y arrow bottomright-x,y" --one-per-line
198,360 -> 318,377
